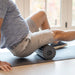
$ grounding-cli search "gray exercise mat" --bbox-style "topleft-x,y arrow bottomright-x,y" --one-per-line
0,46 -> 75,67
53,46 -> 75,60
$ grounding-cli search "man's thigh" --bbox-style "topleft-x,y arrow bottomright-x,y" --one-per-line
9,29 -> 54,57
21,29 -> 54,57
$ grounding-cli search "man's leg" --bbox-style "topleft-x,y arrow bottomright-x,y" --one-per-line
30,10 -> 50,30
15,29 -> 55,57
27,11 -> 74,41
30,10 -> 66,49
53,30 -> 75,41
9,29 -> 75,57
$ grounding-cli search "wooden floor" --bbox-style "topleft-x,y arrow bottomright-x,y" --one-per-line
0,59 -> 75,75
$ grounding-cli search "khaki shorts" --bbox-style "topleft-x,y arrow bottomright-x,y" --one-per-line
9,17 -> 54,57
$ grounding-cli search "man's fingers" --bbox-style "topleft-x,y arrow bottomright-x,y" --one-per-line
0,66 -> 7,72
5,62 -> 11,66
3,65 -> 12,71
3,65 -> 10,71
7,65 -> 12,70
0,62 -> 12,71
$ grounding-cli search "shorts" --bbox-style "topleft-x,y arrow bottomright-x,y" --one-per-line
8,16 -> 55,57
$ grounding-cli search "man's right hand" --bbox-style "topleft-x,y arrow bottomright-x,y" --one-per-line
0,61 -> 12,72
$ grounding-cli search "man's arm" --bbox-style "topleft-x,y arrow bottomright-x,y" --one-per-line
0,18 -> 3,26
0,18 -> 12,72
0,18 -> 3,39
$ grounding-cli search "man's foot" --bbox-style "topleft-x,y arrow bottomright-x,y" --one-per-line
51,41 -> 67,49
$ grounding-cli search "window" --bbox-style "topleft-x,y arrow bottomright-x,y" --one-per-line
14,0 -> 75,30
72,0 -> 75,26
13,0 -> 15,3
30,0 -> 60,27
30,0 -> 45,14
47,0 -> 60,26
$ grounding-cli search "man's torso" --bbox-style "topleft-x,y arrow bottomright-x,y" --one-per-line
0,0 -> 29,48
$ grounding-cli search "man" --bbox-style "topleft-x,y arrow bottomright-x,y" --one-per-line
0,0 -> 75,72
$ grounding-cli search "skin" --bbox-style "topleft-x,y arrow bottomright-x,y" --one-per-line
0,18 -> 12,72
31,11 -> 75,41
53,30 -> 75,41
0,11 -> 75,72
0,18 -> 3,39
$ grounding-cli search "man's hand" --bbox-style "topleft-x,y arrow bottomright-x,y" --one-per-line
0,61 -> 12,72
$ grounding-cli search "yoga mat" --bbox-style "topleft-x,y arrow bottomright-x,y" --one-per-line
0,45 -> 75,67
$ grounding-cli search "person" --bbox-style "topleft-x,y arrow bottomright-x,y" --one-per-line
0,0 -> 75,72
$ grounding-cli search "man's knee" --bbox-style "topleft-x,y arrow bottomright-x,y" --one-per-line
53,30 -> 64,41
38,10 -> 46,16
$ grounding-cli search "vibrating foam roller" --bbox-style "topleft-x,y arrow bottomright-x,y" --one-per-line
36,45 -> 56,60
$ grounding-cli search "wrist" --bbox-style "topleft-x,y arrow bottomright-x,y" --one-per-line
0,61 -> 1,64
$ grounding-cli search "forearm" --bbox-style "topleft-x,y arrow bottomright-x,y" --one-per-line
54,30 -> 75,41
0,31 -> 1,40
0,18 -> 3,40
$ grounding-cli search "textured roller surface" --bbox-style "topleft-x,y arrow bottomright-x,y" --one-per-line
36,45 -> 56,60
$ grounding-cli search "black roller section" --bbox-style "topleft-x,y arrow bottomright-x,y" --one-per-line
36,45 -> 56,60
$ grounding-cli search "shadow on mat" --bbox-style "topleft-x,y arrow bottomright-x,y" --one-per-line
0,46 -> 75,67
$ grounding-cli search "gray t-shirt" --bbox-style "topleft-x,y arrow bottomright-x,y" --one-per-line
0,0 -> 29,48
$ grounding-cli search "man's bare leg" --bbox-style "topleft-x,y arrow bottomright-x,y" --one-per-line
53,30 -> 75,41
30,11 -> 75,45
31,10 -> 59,44
31,10 -> 50,30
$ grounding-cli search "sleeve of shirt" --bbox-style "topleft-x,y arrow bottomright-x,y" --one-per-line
0,0 -> 7,18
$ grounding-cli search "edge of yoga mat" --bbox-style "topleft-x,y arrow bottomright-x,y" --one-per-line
0,46 -> 75,67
